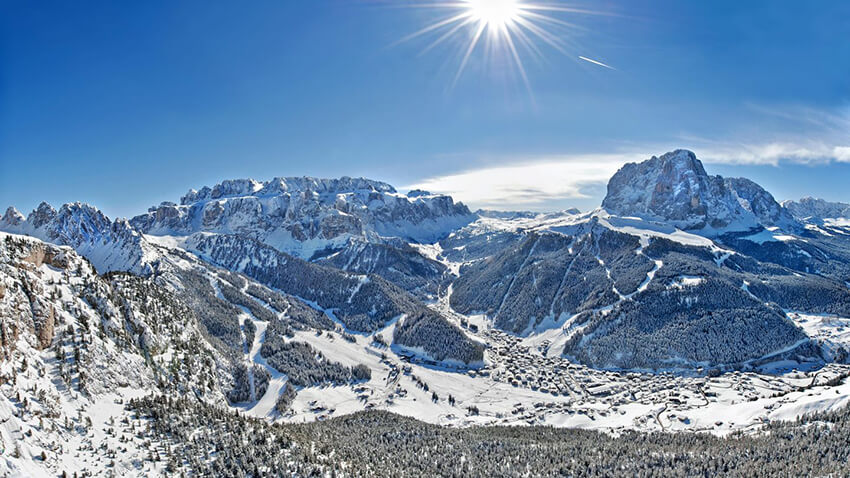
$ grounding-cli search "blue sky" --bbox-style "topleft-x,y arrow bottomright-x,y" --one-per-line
1,0 -> 848,217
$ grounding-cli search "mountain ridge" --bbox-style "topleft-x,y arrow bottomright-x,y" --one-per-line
783,196 -> 850,223
601,149 -> 798,234
5,149 -> 850,476
0,201 -> 156,275
131,175 -> 475,256
2,150 -> 850,373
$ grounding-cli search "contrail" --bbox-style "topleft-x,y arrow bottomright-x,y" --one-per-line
578,56 -> 615,70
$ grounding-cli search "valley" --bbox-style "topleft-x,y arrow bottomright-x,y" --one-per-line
281,302 -> 850,435
3,150 -> 850,476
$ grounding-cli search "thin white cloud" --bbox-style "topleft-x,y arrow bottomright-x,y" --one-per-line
831,146 -> 850,163
743,103 -> 850,137
407,141 -> 850,210
406,154 -> 637,209
680,103 -> 850,166
697,142 -> 850,166
408,105 -> 850,210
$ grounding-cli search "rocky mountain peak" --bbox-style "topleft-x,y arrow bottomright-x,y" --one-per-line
782,196 -> 850,221
724,177 -> 796,228
28,201 -> 58,229
0,201 -> 155,274
179,176 -> 398,206
1,206 -> 25,227
49,202 -> 114,242
602,149 -> 795,233
659,148 -> 705,173
133,175 -> 475,258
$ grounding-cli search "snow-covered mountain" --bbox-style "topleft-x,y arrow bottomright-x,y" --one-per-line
0,231 -> 228,475
448,209 -> 850,368
183,232 -> 483,364
5,152 -> 850,476
130,176 -> 475,259
602,149 -> 797,234
441,151 -> 850,369
0,202 -> 156,275
0,227 -> 482,476
2,156 -> 848,372
128,176 -> 475,301
783,197 -> 850,224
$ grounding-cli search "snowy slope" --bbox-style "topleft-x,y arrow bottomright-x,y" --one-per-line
3,159 -> 850,476
0,232 -> 225,477
130,176 -> 476,258
0,203 -> 157,275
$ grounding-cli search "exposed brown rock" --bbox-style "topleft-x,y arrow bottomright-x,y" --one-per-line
20,244 -> 69,270
34,304 -> 55,350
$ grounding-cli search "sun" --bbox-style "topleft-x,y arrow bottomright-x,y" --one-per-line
398,0 -> 613,93
465,0 -> 523,28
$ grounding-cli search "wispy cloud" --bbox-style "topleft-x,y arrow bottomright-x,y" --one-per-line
408,105 -> 849,210
407,143 -> 850,209
406,153 -> 638,209
684,104 -> 850,165
696,142 -> 850,166
742,103 -> 850,137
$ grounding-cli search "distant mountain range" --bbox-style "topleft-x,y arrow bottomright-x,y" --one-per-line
5,149 -> 850,476
783,196 -> 850,225
4,150 -> 850,373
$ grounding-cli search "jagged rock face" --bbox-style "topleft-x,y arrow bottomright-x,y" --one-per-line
45,202 -> 115,244
130,176 -> 475,258
2,207 -> 25,227
783,197 -> 850,221
35,304 -> 55,349
12,242 -> 61,350
724,177 -> 796,228
602,150 -> 795,233
0,232 -> 228,398
19,242 -> 70,270
603,150 -> 729,229
27,201 -> 57,229
0,202 -> 154,275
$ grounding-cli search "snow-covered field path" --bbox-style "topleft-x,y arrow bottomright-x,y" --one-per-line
237,318 -> 288,418
248,320 -> 288,417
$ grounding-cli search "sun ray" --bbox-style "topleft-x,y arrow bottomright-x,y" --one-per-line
521,10 -> 586,32
501,25 -> 534,98
512,16 -> 569,54
453,21 -> 488,87
395,11 -> 472,45
510,22 -> 545,65
397,0 -> 614,93
521,4 -> 609,15
419,16 -> 477,56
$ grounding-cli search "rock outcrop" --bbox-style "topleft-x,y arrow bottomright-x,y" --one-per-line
602,150 -> 796,234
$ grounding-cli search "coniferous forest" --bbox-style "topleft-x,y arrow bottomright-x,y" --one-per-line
127,394 -> 850,477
